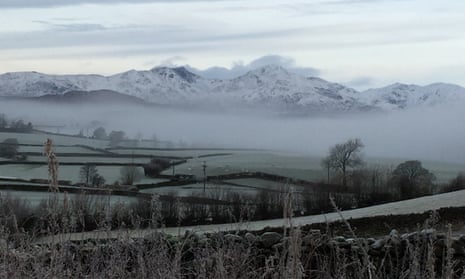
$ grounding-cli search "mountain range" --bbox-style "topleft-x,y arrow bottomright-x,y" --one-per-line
1,65 -> 464,113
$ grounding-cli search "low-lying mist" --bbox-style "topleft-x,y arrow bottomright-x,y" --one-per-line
1,100 -> 465,164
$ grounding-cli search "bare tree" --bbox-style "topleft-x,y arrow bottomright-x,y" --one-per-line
79,164 -> 105,187
323,138 -> 364,187
80,164 -> 97,185
120,166 -> 143,185
321,157 -> 331,184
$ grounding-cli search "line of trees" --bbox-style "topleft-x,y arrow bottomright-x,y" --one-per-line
321,138 -> 438,202
0,114 -> 33,133
78,164 -> 145,188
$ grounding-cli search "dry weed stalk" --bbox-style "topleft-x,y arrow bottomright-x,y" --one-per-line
279,184 -> 304,279
44,138 -> 59,192
330,195 -> 375,279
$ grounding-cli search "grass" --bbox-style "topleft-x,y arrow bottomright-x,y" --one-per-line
2,191 -> 465,278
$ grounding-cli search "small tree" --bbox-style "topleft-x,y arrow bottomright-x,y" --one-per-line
109,130 -> 125,147
0,138 -> 19,159
441,173 -> 465,193
92,127 -> 107,139
143,158 -> 171,177
0,114 -> 7,129
323,138 -> 364,187
79,164 -> 106,187
321,157 -> 331,184
91,174 -> 106,187
120,166 -> 143,185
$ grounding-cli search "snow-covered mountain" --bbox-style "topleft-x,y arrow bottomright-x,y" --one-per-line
361,82 -> 465,110
1,66 -> 464,112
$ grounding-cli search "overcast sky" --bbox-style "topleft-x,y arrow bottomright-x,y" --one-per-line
1,0 -> 465,89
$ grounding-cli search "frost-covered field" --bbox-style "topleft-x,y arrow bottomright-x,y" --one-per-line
0,132 -> 108,147
18,145 -> 104,154
0,164 -> 154,185
225,178 -> 302,191
110,148 -> 239,158
0,190 -> 137,207
1,131 -> 464,186
26,155 -> 150,164
164,152 -> 325,181
140,182 -> 259,196
167,152 -> 465,183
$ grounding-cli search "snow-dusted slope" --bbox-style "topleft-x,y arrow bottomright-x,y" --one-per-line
211,65 -> 370,112
1,66 -> 464,112
361,83 -> 465,110
0,67 -> 212,104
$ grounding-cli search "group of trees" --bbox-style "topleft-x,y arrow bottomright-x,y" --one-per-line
78,164 -> 144,187
322,138 -> 437,200
92,126 -> 126,147
79,164 -> 106,187
0,114 -> 33,133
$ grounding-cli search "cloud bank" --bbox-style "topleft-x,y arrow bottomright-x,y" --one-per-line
180,55 -> 320,79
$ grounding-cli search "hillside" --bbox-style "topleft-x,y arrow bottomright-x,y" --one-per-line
1,66 -> 464,113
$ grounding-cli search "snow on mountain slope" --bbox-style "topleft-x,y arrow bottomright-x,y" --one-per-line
210,65 -> 370,112
0,67 -> 212,104
361,83 -> 465,110
84,67 -> 214,104
1,66 -> 464,112
0,71 -> 82,97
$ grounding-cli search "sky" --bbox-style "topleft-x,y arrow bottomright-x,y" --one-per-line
1,0 -> 465,90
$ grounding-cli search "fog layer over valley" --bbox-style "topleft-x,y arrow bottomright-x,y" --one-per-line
1,99 -> 464,164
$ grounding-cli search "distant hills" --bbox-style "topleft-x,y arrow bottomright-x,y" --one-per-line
1,65 -> 464,113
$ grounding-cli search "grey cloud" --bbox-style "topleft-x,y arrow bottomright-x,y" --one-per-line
344,77 -> 374,89
324,0 -> 411,4
34,20 -> 106,32
181,55 -> 320,79
0,0 -> 225,8
0,25 -> 303,51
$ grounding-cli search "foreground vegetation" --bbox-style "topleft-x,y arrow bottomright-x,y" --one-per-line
2,128 -> 465,277
2,192 -> 465,278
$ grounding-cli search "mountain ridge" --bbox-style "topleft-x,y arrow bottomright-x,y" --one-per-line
1,65 -> 464,112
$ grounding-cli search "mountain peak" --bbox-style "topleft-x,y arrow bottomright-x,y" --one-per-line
149,66 -> 199,83
248,64 -> 289,76
1,65 -> 465,112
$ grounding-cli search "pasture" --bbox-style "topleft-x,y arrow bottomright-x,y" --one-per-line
1,131 -> 465,201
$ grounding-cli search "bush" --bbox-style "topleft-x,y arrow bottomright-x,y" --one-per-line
440,173 -> 465,193
120,166 -> 143,185
143,158 -> 172,176
0,138 -> 19,159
